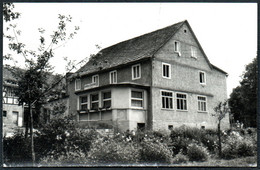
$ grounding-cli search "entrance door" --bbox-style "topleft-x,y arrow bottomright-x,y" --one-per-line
12,111 -> 18,125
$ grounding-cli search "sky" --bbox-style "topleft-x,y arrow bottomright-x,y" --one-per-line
3,3 -> 257,97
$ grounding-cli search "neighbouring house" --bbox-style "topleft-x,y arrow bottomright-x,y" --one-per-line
2,66 -> 68,134
66,20 -> 230,131
3,67 -> 24,135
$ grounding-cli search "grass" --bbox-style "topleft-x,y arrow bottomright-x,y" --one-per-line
172,156 -> 257,167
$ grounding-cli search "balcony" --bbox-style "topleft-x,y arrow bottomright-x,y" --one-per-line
84,82 -> 98,90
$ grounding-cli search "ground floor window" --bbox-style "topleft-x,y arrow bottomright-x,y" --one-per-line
161,91 -> 173,109
176,93 -> 187,110
90,94 -> 99,110
131,90 -> 143,108
3,110 -> 7,117
81,96 -> 88,110
102,91 -> 111,108
198,96 -> 207,112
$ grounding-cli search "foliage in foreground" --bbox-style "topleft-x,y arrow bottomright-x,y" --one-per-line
3,123 -> 257,166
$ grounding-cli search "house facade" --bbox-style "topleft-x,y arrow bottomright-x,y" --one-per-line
3,68 -> 24,134
67,20 -> 230,131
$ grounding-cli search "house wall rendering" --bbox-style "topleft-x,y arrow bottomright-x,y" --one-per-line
151,22 -> 228,130
66,20 -> 229,131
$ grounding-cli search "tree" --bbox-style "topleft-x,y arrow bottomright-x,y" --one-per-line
3,3 -> 79,165
213,100 -> 230,158
229,57 -> 257,127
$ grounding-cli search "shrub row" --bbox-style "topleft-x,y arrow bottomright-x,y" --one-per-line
3,121 -> 257,166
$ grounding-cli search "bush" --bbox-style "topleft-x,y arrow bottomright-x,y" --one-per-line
170,137 -> 190,155
139,139 -> 173,164
3,132 -> 32,166
87,137 -> 140,165
221,131 -> 256,159
187,143 -> 209,162
200,134 -> 218,153
35,116 -> 98,160
39,149 -> 88,166
172,152 -> 189,164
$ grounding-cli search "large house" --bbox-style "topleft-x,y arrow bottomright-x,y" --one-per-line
67,20 -> 230,131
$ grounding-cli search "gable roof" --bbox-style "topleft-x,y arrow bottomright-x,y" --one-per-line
76,20 -> 186,76
75,20 -> 227,77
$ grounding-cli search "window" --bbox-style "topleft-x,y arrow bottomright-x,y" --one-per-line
162,63 -> 171,79
137,123 -> 145,131
3,111 -> 7,117
102,91 -> 111,108
176,93 -> 187,110
199,71 -> 206,84
174,41 -> 180,52
132,64 -> 141,80
75,79 -> 81,91
80,96 -> 88,111
110,70 -> 117,84
198,96 -> 207,112
191,46 -> 197,58
131,90 -> 143,107
90,94 -> 99,110
161,91 -> 173,109
92,75 -> 99,86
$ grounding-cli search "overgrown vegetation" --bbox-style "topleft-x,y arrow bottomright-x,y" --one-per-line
3,121 -> 257,167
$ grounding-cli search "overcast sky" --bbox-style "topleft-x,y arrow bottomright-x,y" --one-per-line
3,3 -> 257,96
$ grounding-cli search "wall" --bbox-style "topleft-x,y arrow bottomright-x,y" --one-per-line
69,85 -> 148,131
77,60 -> 151,90
68,60 -> 151,116
151,22 -> 229,130
3,104 -> 24,127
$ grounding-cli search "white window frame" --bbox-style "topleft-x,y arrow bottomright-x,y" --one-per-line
102,91 -> 112,109
176,92 -> 188,111
131,90 -> 143,108
75,79 -> 81,91
92,74 -> 99,86
132,64 -> 141,80
162,63 -> 171,79
191,46 -> 197,59
199,71 -> 206,85
174,41 -> 180,53
109,70 -> 117,84
197,95 -> 207,112
90,93 -> 99,110
161,90 -> 174,110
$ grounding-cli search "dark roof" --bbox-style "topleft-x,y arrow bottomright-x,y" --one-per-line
76,20 -> 186,76
3,67 -> 17,81
75,20 -> 227,77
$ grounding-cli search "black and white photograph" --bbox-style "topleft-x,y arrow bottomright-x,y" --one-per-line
2,2 -> 257,167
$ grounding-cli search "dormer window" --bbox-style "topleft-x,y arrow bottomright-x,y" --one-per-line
75,79 -> 81,91
92,75 -> 99,86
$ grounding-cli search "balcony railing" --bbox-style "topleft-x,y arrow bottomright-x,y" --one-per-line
84,82 -> 98,90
